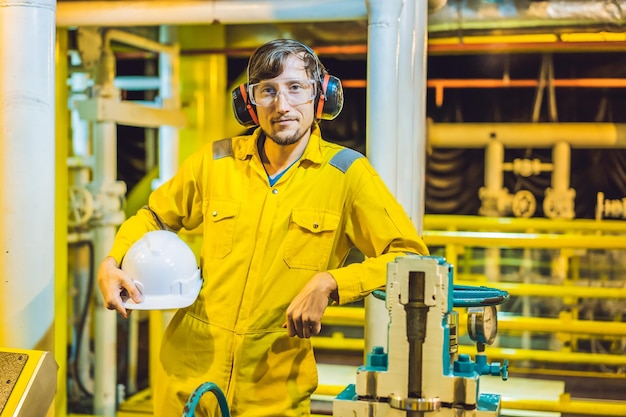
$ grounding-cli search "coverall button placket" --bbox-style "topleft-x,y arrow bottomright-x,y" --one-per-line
234,181 -> 280,333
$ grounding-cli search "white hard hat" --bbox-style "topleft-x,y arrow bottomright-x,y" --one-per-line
121,230 -> 202,310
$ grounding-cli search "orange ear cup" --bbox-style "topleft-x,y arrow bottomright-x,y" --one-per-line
316,74 -> 331,120
239,84 -> 259,126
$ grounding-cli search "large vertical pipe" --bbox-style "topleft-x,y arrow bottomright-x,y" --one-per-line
481,140 -> 505,216
0,0 -> 56,352
147,25 -> 181,392
93,120 -> 119,417
56,27 -> 70,417
396,0 -> 416,221
364,0 -> 404,356
153,26 -> 180,189
69,71 -> 95,397
552,141 -> 570,192
92,48 -> 121,417
485,140 -> 504,198
396,0 -> 428,234
412,0 -> 429,235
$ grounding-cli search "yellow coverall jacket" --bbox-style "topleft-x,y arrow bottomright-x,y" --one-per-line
109,125 -> 429,416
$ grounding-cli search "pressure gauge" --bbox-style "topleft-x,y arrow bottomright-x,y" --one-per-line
467,305 -> 498,345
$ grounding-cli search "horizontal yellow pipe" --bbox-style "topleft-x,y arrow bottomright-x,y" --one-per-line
429,32 -> 626,46
317,385 -> 626,417
458,314 -> 626,336
323,306 -> 364,326
423,230 -> 626,249
325,304 -> 626,336
428,123 -> 626,148
424,214 -> 626,233
460,346 -> 626,367
454,280 -> 626,299
312,333 -> 364,352
504,398 -> 626,416
312,335 -> 626,366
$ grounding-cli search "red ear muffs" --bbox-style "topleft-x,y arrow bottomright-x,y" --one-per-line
231,75 -> 344,127
315,74 -> 344,121
231,83 -> 259,128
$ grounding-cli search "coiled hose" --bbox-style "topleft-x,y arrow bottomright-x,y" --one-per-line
182,382 -> 231,417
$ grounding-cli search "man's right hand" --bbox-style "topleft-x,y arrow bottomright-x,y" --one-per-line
97,256 -> 143,319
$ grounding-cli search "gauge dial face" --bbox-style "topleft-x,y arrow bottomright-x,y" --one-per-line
467,305 -> 498,345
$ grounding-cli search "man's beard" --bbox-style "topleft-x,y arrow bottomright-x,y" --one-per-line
264,121 -> 313,146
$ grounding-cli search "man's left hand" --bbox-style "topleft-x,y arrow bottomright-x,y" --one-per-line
283,272 -> 338,338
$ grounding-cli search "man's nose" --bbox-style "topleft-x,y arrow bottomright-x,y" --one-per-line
275,91 -> 291,110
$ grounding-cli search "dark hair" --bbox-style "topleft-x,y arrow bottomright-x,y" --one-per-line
247,39 -> 327,85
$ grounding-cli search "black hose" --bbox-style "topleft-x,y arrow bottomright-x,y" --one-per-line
70,240 -> 95,398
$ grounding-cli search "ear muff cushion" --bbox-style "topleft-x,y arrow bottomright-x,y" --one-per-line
316,75 -> 344,121
231,84 -> 259,127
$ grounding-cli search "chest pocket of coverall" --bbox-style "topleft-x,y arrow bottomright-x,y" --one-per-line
204,199 -> 240,258
284,208 -> 341,271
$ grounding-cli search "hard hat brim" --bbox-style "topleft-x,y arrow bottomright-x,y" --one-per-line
122,278 -> 203,310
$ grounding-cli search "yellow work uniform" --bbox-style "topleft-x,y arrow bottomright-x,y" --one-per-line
109,125 -> 429,416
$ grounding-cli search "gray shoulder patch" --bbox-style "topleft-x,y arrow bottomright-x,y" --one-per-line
213,138 -> 233,160
329,148 -> 364,173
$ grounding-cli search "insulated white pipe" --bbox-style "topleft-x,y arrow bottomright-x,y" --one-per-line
412,0 -> 429,235
92,120 -> 119,417
366,0 -> 402,195
364,0 -> 403,356
56,0 -> 368,27
395,0 -> 416,223
153,26 -> 180,189
0,0 -> 56,351
90,46 -> 123,417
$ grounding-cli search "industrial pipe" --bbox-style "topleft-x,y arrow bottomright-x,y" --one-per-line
363,0 -> 403,358
311,336 -> 626,367
316,384 -> 626,416
0,0 -> 56,352
428,123 -> 626,148
56,0 -> 368,27
423,230 -> 626,250
423,214 -> 626,233
323,306 -> 626,335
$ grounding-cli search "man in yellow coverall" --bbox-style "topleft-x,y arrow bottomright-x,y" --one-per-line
97,38 -> 429,416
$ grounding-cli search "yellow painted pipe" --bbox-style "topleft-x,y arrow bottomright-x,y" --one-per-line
323,306 -> 364,326
316,385 -> 626,416
312,335 -> 626,366
55,28 -> 70,417
312,333 -> 364,352
454,280 -> 626,299
458,314 -> 626,336
460,346 -> 626,366
423,230 -> 626,249
324,306 -> 626,336
423,214 -> 626,233
428,123 -> 626,148
503,397 -> 626,416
